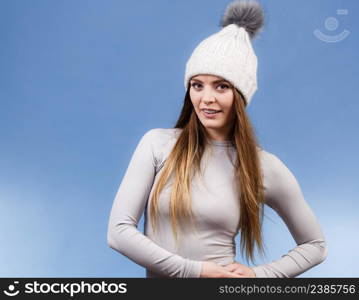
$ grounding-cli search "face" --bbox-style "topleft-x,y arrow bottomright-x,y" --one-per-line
189,74 -> 235,141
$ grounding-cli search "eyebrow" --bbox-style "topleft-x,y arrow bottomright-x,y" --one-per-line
190,78 -> 230,84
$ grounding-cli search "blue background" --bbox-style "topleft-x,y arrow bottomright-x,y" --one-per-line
0,0 -> 358,277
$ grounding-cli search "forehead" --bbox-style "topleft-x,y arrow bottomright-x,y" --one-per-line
191,74 -> 229,83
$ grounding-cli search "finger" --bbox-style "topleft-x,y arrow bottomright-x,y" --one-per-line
223,271 -> 242,278
233,267 -> 245,274
234,270 -> 245,275
223,272 -> 235,278
223,265 -> 237,272
234,262 -> 246,269
229,272 -> 245,278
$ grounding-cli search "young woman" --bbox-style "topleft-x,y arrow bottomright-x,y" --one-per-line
107,0 -> 327,278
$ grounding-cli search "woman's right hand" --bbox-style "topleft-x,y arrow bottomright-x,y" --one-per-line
200,261 -> 244,278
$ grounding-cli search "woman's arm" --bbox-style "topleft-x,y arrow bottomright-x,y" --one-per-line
251,152 -> 328,278
107,129 -> 203,278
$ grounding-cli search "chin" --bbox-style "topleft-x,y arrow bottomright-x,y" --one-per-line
201,122 -> 223,129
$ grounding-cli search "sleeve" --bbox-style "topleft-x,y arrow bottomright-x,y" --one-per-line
251,153 -> 328,278
107,129 -> 203,278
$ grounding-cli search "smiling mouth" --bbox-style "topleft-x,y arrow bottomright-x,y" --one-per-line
201,109 -> 222,118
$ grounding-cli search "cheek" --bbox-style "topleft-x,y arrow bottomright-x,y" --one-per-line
219,96 -> 234,112
226,94 -> 235,110
189,93 -> 200,108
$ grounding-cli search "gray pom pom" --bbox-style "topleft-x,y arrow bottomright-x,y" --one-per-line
220,0 -> 264,39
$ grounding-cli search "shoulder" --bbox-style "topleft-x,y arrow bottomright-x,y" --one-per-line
140,128 -> 183,170
141,128 -> 182,147
144,127 -> 182,139
257,147 -> 292,179
257,148 -> 302,205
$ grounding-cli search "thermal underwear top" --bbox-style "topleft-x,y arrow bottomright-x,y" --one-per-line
107,128 -> 328,278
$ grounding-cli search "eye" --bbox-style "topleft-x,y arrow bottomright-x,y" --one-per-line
191,82 -> 202,89
217,83 -> 230,90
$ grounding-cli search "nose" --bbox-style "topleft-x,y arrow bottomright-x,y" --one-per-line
201,87 -> 216,103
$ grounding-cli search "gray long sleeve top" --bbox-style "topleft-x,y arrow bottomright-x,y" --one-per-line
107,128 -> 328,278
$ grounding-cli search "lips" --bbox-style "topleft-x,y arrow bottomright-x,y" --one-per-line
201,108 -> 222,112
201,109 -> 221,118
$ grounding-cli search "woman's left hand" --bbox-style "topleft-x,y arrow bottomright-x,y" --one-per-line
223,261 -> 256,278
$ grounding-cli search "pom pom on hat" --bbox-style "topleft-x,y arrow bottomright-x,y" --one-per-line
220,0 -> 264,39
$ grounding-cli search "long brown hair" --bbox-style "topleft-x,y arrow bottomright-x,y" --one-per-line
149,82 -> 266,264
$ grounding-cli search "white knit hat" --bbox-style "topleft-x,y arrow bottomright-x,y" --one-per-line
184,0 -> 264,106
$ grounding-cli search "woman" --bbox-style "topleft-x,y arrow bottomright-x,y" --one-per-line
107,0 -> 327,278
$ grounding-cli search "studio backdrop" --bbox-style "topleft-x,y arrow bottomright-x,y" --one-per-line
0,0 -> 358,277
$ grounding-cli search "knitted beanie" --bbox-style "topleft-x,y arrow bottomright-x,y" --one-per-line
184,0 -> 264,106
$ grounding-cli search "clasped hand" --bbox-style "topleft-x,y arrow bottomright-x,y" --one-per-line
200,261 -> 256,278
